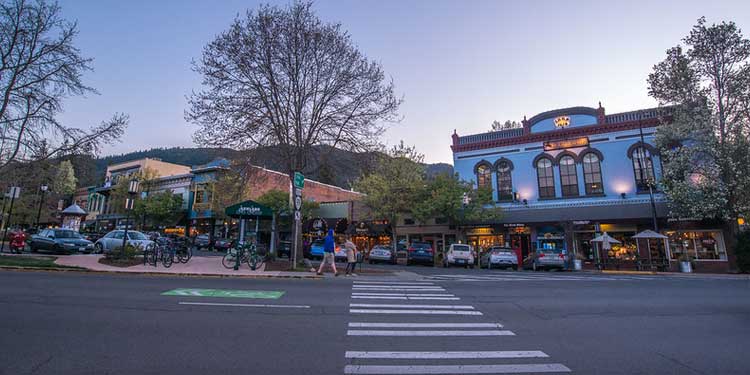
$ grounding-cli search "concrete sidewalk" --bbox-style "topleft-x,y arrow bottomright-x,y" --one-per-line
53,255 -> 323,279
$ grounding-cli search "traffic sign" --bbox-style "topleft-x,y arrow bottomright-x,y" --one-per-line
294,196 -> 302,210
294,187 -> 302,197
294,211 -> 301,221
293,172 -> 305,189
8,187 -> 20,199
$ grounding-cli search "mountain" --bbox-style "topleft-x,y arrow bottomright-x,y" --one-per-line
73,147 -> 454,190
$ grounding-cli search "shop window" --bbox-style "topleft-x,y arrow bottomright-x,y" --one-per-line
496,161 -> 513,201
559,155 -> 579,197
536,158 -> 555,199
475,163 -> 492,189
632,147 -> 655,192
582,153 -> 603,195
667,231 -> 726,260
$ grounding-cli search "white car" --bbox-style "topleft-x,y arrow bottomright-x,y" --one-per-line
94,230 -> 155,253
480,246 -> 519,270
368,245 -> 395,264
443,244 -> 475,268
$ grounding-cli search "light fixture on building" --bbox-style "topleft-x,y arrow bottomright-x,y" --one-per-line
738,217 -> 746,226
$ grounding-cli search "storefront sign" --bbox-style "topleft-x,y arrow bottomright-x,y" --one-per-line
237,206 -> 262,215
355,222 -> 369,234
573,220 -> 590,225
543,137 -> 589,151
503,223 -> 525,228
311,217 -> 327,234
467,227 -> 494,235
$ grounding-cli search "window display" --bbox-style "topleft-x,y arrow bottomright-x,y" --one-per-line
667,230 -> 726,260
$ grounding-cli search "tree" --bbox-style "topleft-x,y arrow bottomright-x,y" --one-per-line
187,0 -> 400,175
413,173 -> 502,231
187,1 -> 400,261
355,142 -> 425,250
648,17 -> 750,224
133,190 -> 183,229
52,160 -> 77,197
491,120 -> 521,131
0,0 -> 127,172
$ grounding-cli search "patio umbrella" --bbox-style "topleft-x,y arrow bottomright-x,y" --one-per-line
632,230 -> 669,268
591,232 -> 621,265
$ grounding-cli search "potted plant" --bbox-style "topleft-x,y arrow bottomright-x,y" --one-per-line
678,252 -> 692,273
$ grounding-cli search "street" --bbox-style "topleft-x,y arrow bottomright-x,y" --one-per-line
0,269 -> 749,375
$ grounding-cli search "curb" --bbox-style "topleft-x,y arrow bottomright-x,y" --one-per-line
0,265 -> 324,280
600,270 -> 657,275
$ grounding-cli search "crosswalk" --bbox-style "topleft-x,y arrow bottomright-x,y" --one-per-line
421,273 -> 655,282
343,280 -> 572,374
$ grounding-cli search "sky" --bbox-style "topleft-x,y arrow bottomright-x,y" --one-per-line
56,0 -> 750,164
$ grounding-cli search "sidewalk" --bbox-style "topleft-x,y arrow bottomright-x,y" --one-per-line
586,268 -> 750,279
52,255 -> 323,279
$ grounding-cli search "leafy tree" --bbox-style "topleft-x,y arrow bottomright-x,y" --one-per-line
648,17 -> 750,225
355,142 -> 425,250
0,0 -> 127,171
53,160 -> 77,197
133,191 -> 184,229
413,173 -> 502,230
491,120 -> 522,131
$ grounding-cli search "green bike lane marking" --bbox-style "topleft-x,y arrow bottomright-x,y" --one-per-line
162,288 -> 284,299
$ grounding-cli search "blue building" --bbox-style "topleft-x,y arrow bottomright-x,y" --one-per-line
452,104 -> 730,271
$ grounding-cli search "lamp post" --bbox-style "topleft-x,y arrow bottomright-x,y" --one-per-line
35,185 -> 48,229
121,178 -> 140,253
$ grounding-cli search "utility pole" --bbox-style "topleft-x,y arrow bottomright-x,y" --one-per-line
35,185 -> 49,229
1,187 -> 20,253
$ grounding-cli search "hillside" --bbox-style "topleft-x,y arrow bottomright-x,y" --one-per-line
73,147 -> 454,189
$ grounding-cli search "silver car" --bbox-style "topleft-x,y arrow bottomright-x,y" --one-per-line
480,246 -> 518,270
94,230 -> 155,253
523,249 -> 566,271
368,245 -> 395,264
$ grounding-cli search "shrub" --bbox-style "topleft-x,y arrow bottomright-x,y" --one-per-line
735,231 -> 750,273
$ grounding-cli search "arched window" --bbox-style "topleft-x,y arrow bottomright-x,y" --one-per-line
536,158 -> 555,198
582,153 -> 603,195
632,147 -> 655,192
476,163 -> 492,189
496,160 -> 513,201
559,155 -> 579,197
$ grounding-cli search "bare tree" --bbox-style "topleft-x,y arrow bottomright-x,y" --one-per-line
491,120 -> 521,131
0,0 -> 127,172
186,1 -> 401,177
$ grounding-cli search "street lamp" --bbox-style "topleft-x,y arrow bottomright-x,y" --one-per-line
121,178 -> 140,253
35,185 -> 48,229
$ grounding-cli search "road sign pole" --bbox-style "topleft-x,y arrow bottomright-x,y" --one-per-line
1,194 -> 17,253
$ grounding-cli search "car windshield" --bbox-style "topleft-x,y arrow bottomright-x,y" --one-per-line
128,232 -> 148,240
374,246 -> 390,251
452,245 -> 471,252
312,240 -> 324,246
412,243 -> 431,249
54,230 -> 80,239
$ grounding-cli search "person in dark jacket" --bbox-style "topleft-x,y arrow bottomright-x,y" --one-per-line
317,229 -> 338,276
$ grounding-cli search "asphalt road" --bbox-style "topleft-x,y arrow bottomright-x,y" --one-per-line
0,269 -> 749,375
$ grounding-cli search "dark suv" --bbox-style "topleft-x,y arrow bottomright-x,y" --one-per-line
407,242 -> 435,266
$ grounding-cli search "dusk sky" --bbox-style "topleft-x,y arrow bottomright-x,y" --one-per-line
57,0 -> 750,164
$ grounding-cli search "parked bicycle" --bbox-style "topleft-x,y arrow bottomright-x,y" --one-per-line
222,241 -> 264,270
144,242 -> 179,268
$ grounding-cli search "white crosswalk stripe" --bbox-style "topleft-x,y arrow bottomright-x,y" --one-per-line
344,280 -> 571,374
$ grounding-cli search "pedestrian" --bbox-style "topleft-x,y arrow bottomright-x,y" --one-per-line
344,236 -> 358,276
317,229 -> 338,276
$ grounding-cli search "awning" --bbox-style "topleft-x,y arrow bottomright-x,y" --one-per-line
225,200 -> 274,219
347,221 -> 392,236
304,217 -> 348,234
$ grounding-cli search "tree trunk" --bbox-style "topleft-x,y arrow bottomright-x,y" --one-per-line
723,219 -> 739,273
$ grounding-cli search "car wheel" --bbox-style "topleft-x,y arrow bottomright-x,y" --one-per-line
95,243 -> 104,254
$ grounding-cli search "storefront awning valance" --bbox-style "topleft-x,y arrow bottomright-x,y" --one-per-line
225,200 -> 273,218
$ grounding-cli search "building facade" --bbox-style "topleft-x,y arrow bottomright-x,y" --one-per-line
452,104 -> 732,272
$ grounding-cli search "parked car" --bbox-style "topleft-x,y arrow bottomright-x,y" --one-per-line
81,232 -> 105,243
480,246 -> 518,270
94,230 -> 154,253
194,234 -> 211,249
368,245 -> 395,264
407,242 -> 435,266
523,248 -> 566,271
277,240 -> 292,258
29,229 -> 94,254
213,238 -> 234,252
442,243 -> 475,268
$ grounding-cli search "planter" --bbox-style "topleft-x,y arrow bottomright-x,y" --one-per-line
679,261 -> 692,273
573,259 -> 583,271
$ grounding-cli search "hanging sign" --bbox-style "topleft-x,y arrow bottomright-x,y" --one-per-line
543,137 -> 589,151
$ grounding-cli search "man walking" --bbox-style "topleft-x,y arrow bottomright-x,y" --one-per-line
317,229 -> 338,276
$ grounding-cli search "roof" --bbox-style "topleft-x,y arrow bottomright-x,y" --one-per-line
61,203 -> 87,216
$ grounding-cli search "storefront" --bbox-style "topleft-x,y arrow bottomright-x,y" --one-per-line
466,227 -> 504,250
348,220 -> 391,254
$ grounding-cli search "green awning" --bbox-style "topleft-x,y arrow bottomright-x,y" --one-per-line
225,200 -> 274,218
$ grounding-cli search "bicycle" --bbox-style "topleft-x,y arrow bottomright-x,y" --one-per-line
222,242 -> 264,270
174,242 -> 192,264
144,243 -> 175,268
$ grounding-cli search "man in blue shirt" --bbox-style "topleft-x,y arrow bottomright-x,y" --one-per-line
317,229 -> 339,276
